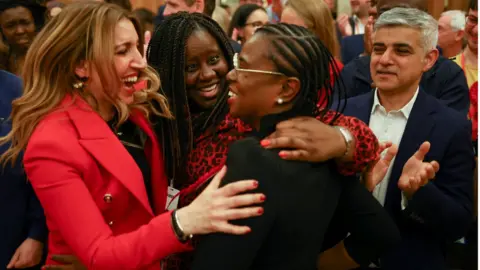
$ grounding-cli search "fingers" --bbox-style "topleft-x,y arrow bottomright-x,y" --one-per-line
6,251 -> 19,269
217,179 -> 259,197
217,206 -> 264,221
430,161 -> 440,173
51,255 -> 78,264
275,117 -> 315,130
277,150 -> 310,160
221,193 -> 265,209
213,223 -> 252,235
379,141 -> 393,153
382,144 -> 398,164
205,166 -> 227,192
414,141 -> 431,160
262,137 -> 309,151
265,129 -> 309,144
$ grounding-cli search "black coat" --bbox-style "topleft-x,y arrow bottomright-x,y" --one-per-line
191,111 -> 400,270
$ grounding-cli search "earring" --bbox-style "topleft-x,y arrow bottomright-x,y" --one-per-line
277,98 -> 284,105
73,81 -> 84,89
73,77 -> 88,89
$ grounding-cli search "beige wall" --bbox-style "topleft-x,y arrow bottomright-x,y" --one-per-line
131,0 -> 163,11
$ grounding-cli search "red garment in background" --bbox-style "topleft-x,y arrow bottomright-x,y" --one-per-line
469,81 -> 478,141
317,59 -> 344,109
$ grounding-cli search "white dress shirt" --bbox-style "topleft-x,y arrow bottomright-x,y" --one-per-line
369,88 -> 419,206
352,15 -> 365,35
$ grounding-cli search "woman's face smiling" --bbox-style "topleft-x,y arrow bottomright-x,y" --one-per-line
185,29 -> 229,110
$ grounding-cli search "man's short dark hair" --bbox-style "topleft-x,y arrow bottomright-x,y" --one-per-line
183,0 -> 215,17
134,8 -> 154,25
203,0 -> 216,17
469,0 -> 477,11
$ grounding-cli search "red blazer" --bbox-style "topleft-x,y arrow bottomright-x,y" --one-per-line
23,95 -> 191,270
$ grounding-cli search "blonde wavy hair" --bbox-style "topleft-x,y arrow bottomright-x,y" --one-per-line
285,0 -> 341,59
0,1 -> 172,166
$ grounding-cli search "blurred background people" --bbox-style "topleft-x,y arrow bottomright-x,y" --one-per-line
228,4 -> 268,45
134,7 -> 154,33
336,0 -> 370,37
438,10 -> 466,58
0,0 -> 46,75
212,5 -> 230,33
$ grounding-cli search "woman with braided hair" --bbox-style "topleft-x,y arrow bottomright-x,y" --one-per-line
147,12 -> 386,270
190,23 -> 400,270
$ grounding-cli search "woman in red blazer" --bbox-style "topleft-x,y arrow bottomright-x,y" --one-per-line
0,3 -> 265,270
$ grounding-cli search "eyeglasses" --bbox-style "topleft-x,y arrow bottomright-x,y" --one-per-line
232,53 -> 285,76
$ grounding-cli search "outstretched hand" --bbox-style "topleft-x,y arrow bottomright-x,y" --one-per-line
176,166 -> 265,236
398,142 -> 440,199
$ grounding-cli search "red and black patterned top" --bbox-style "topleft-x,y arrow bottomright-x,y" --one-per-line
469,81 -> 478,142
164,110 -> 379,270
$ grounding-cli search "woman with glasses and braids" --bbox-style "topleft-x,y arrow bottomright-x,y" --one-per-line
146,12 -> 387,270
190,23 -> 400,270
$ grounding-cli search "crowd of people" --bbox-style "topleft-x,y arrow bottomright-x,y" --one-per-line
0,0 -> 477,269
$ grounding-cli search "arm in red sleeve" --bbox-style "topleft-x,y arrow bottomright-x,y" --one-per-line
24,137 -> 190,270
320,110 -> 380,176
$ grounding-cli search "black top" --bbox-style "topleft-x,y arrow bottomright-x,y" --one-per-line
190,110 -> 401,270
109,119 -> 153,206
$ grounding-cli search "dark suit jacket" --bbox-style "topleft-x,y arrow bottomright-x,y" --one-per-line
229,39 -> 242,53
190,111 -> 400,270
340,55 -> 469,115
0,70 -> 47,269
341,34 -> 365,65
154,5 -> 166,27
343,90 -> 475,270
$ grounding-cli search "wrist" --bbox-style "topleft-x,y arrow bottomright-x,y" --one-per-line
172,208 -> 194,241
333,126 -> 351,159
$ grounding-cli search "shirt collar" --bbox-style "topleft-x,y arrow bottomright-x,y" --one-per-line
371,87 -> 419,118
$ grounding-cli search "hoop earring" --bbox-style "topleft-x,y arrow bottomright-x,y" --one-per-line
277,98 -> 284,105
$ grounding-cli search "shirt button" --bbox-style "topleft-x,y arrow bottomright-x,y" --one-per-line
108,221 -> 114,226
103,194 -> 113,203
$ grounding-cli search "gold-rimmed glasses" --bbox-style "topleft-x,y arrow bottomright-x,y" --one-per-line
232,53 -> 285,76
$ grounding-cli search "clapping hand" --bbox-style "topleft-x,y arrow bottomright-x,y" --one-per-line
362,142 -> 397,192
397,142 -> 440,199
363,16 -> 375,55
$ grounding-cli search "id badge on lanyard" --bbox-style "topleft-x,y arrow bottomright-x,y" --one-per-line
166,178 -> 180,211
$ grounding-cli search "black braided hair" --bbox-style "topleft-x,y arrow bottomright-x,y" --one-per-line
254,23 -> 346,122
147,12 -> 234,183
